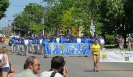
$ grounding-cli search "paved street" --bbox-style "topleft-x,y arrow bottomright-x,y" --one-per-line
1,43 -> 133,77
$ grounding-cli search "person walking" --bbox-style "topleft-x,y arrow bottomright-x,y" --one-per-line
14,56 -> 41,77
91,40 -> 101,72
40,56 -> 68,77
24,38 -> 29,56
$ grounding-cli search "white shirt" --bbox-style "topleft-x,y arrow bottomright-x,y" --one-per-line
24,39 -> 29,45
77,38 -> 81,43
100,38 -> 105,45
40,71 -> 63,77
40,39 -> 43,44
2,54 -> 9,68
56,38 -> 60,43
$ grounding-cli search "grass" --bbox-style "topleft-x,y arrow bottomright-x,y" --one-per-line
104,44 -> 117,49
104,44 -> 129,51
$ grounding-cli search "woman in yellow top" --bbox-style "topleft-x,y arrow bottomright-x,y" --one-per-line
91,39 -> 101,72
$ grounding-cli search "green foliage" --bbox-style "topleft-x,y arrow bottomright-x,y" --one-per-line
12,0 -> 133,38
30,21 -> 42,35
13,3 -> 44,35
0,0 -> 9,19
105,34 -> 115,44
61,6 -> 76,32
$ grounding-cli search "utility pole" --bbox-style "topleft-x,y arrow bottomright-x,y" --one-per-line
8,20 -> 13,36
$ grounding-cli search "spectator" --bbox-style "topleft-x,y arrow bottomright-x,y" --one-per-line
127,34 -> 132,50
8,63 -> 15,77
91,40 -> 101,72
40,56 -> 68,77
1,46 -> 10,77
0,47 -> 3,77
117,36 -> 124,51
14,56 -> 41,77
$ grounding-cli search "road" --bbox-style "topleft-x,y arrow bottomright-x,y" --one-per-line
1,43 -> 133,77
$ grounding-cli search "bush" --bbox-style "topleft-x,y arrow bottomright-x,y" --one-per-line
105,34 -> 116,44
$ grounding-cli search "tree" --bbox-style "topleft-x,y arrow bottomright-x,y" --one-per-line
0,0 -> 9,19
61,6 -> 76,33
13,3 -> 44,35
98,0 -> 133,46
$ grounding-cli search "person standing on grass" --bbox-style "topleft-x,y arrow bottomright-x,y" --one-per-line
127,34 -> 132,51
91,39 -> 101,72
117,36 -> 124,51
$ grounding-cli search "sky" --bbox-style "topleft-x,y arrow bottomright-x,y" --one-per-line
0,0 -> 46,28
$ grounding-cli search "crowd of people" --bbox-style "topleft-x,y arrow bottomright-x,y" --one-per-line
0,34 -> 106,77
13,39 -> 102,77
13,56 -> 68,77
2,33 -> 133,77
116,34 -> 133,51
9,34 -> 105,56
0,46 -> 68,77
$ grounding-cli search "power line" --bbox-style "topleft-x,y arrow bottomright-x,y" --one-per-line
10,3 -> 24,7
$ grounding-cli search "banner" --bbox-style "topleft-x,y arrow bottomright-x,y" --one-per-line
100,51 -> 133,62
44,43 -> 90,55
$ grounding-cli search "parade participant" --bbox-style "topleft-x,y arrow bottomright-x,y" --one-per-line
91,40 -> 101,72
14,56 -> 41,77
31,37 -> 35,54
33,37 -> 38,54
76,36 -> 81,43
16,38 -> 21,55
19,38 -> 25,56
28,37 -> 32,53
1,46 -> 10,77
99,36 -> 105,50
60,36 -> 65,43
13,38 -> 20,54
65,36 -> 71,43
24,38 -> 29,56
10,37 -> 15,53
38,37 -> 44,55
40,56 -> 68,77
56,36 -> 60,43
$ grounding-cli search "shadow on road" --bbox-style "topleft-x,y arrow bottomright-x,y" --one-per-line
84,70 -> 133,72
